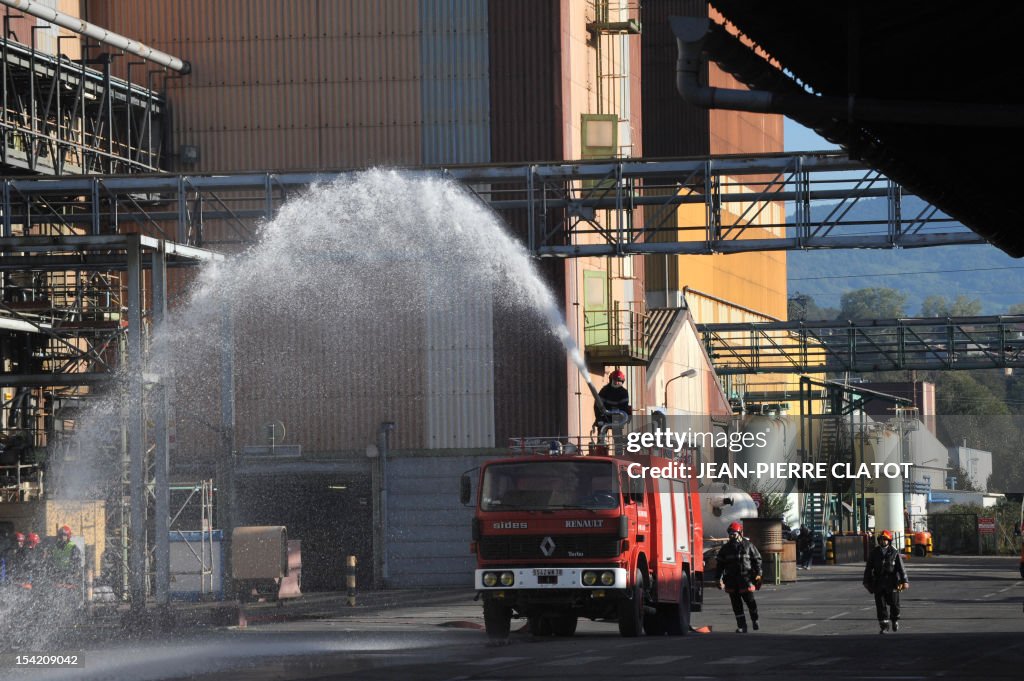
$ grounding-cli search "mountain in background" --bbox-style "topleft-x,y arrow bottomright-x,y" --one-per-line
787,196 -> 1024,315
781,194 -> 1024,491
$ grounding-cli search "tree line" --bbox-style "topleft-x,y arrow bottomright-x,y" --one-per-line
787,287 -> 1024,494
787,287 -> 1005,322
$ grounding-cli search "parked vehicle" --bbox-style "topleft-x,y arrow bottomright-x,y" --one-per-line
462,438 -> 704,640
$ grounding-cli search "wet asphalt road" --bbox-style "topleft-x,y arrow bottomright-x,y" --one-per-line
6,555 -> 1023,681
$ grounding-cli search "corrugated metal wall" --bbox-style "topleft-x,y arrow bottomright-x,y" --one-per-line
85,1 -> 524,455
425,296 -> 495,449
419,1 -> 496,448
641,0 -> 709,158
4,1 -> 84,56
90,0 -> 513,170
387,451 -> 493,587
487,0 -> 567,441
419,0 -> 491,164
227,286 -> 430,453
88,0 -> 426,171
1,8 -> 38,48
487,0 -> 562,163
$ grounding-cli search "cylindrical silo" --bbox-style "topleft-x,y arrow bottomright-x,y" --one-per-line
738,413 -> 799,495
864,427 -> 905,547
698,482 -> 758,540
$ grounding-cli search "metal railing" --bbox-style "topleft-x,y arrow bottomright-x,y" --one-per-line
0,153 -> 982,253
2,37 -> 165,175
584,302 -> 649,359
701,316 -> 1024,375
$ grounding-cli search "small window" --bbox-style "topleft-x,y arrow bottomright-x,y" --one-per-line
581,114 -> 619,159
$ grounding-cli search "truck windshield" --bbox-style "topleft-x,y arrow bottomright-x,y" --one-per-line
480,460 -> 619,511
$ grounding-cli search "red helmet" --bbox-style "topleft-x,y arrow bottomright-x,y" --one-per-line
25,533 -> 40,548
727,521 -> 743,534
609,370 -> 625,383
879,529 -> 894,543
14,532 -> 24,544
58,525 -> 72,539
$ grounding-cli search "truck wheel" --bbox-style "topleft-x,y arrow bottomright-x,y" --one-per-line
913,545 -> 926,557
551,615 -> 577,636
666,574 -> 691,636
618,569 -> 645,637
483,599 -> 512,640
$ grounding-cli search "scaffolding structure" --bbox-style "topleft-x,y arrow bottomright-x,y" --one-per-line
0,154 -> 994,609
0,235 -> 222,614
2,33 -> 165,175
700,316 -> 1024,375
1,23 -> 168,518
0,153 -> 984,256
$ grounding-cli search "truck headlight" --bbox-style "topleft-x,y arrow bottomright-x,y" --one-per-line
600,571 -> 615,586
482,572 -> 498,587
582,571 -> 597,586
500,571 -> 515,586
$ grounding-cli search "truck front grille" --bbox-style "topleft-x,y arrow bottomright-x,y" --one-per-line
480,534 -> 620,560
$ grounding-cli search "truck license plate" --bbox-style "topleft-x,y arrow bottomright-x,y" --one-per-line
532,569 -> 563,577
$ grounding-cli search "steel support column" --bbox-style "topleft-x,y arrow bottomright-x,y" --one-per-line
218,304 -> 236,597
125,237 -> 146,613
151,243 -> 170,607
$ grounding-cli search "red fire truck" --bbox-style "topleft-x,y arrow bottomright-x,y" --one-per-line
461,438 -> 704,640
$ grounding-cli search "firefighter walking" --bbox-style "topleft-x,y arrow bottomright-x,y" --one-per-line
863,529 -> 909,633
716,521 -> 763,633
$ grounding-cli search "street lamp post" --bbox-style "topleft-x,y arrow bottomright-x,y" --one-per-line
664,368 -> 698,412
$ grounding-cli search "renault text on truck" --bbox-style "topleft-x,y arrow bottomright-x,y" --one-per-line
462,438 -> 704,639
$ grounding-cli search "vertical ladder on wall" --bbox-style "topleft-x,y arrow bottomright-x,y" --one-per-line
588,1 -> 641,155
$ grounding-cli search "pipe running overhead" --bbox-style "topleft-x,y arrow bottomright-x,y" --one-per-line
670,16 -> 1022,128
0,0 -> 191,74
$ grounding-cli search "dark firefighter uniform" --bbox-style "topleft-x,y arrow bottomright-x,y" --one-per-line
595,383 -> 629,423
716,526 -> 763,633
863,534 -> 909,633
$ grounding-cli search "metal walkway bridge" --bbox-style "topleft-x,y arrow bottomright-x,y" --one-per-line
0,151 -> 985,257
699,316 -> 1024,375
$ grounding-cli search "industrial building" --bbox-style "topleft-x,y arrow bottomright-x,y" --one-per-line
0,0 -> 810,603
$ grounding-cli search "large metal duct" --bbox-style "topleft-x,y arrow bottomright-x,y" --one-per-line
0,0 -> 191,73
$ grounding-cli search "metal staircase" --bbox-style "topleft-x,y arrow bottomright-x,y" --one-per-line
801,413 -> 856,559
801,491 -> 828,560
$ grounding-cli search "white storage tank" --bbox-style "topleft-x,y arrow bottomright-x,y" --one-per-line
862,427 -> 905,545
738,413 -> 799,495
699,482 -> 758,540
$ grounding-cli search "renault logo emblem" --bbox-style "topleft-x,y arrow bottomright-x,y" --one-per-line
540,536 -> 556,557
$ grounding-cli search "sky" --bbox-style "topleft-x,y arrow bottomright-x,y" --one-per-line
783,118 -> 839,152
779,118 -> 1023,315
